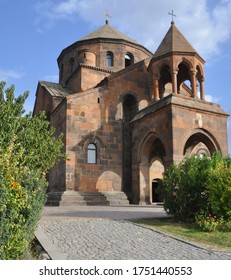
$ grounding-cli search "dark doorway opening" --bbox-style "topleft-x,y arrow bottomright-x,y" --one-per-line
152,179 -> 162,203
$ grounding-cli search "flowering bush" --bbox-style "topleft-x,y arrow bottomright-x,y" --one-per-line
0,140 -> 47,259
0,81 -> 65,259
162,153 -> 231,230
195,212 -> 225,232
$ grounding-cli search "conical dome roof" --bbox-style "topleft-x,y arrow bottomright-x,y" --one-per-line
79,20 -> 138,44
153,22 -> 201,58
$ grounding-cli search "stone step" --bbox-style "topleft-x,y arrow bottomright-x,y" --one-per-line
79,192 -> 110,206
101,192 -> 130,205
46,191 -> 130,206
46,191 -> 87,206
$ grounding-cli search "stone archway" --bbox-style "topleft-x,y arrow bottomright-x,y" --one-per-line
138,133 -> 166,204
149,158 -> 165,203
183,129 -> 219,157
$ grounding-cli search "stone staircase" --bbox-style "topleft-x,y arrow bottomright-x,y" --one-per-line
46,191 -> 86,206
46,191 -> 129,206
101,191 -> 130,205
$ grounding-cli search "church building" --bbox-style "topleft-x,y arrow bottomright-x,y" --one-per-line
33,19 -> 229,206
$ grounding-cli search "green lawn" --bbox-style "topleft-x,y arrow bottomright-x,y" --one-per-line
132,218 -> 231,250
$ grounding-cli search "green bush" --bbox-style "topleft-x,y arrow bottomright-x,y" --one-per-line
205,154 -> 231,220
162,156 -> 210,222
162,153 -> 231,230
194,154 -> 231,232
0,81 -> 65,259
0,136 -> 48,259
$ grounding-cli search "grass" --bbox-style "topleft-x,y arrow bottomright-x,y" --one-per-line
132,218 -> 231,250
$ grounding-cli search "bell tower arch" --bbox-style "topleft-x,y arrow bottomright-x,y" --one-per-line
148,21 -> 205,101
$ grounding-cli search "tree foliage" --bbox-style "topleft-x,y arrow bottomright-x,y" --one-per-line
0,81 -> 65,259
0,81 -> 64,172
206,154 -> 231,220
162,155 -> 210,222
162,153 -> 231,230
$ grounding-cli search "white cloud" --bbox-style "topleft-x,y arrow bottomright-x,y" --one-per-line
53,0 -> 79,15
205,94 -> 220,103
0,69 -> 25,81
34,0 -> 231,59
34,0 -> 80,30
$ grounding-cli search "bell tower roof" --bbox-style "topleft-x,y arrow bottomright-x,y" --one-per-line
153,22 -> 202,60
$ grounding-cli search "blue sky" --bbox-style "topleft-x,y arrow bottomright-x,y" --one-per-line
1,0 -> 231,153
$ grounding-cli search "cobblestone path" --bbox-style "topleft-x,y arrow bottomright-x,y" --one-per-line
39,217 -> 231,260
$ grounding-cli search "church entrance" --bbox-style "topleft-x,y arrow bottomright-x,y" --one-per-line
152,179 -> 160,203
138,133 -> 166,204
152,179 -> 163,203
149,158 -> 164,204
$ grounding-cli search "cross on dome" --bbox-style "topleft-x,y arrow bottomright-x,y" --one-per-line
105,10 -> 112,24
168,10 -> 176,24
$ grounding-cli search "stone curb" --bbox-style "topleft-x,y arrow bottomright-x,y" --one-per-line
35,225 -> 67,260
132,222 -> 231,254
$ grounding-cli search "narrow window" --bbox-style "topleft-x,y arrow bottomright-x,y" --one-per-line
87,143 -> 97,164
125,53 -> 133,67
106,51 -> 113,66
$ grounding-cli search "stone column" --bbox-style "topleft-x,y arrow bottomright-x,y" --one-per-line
153,78 -> 160,101
200,77 -> 205,100
191,70 -> 197,98
172,70 -> 178,94
139,163 -> 151,205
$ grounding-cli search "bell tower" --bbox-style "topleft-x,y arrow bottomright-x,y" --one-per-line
148,21 -> 205,101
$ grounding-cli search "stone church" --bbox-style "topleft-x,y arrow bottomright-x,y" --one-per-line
33,19 -> 229,206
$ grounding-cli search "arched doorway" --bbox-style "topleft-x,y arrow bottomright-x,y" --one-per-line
149,157 -> 165,203
152,179 -> 161,203
138,133 -> 166,204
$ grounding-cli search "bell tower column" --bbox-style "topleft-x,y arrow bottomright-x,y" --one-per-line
191,70 -> 197,98
200,77 -> 205,100
153,77 -> 160,101
172,70 -> 178,94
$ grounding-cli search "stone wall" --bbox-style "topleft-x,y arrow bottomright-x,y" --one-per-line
49,100 -> 67,192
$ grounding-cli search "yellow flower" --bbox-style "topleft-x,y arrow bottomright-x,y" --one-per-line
11,181 -> 18,189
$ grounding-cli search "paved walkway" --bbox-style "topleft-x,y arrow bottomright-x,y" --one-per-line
35,205 -> 231,260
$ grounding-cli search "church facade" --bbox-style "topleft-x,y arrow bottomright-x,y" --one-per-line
33,20 -> 229,206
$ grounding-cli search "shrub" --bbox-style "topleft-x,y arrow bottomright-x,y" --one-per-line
162,156 -> 210,222
162,153 -> 231,230
205,154 -> 231,220
0,81 -> 65,259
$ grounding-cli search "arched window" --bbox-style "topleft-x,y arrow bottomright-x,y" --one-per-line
87,143 -> 97,164
106,51 -> 113,66
125,53 -> 134,67
69,57 -> 75,73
